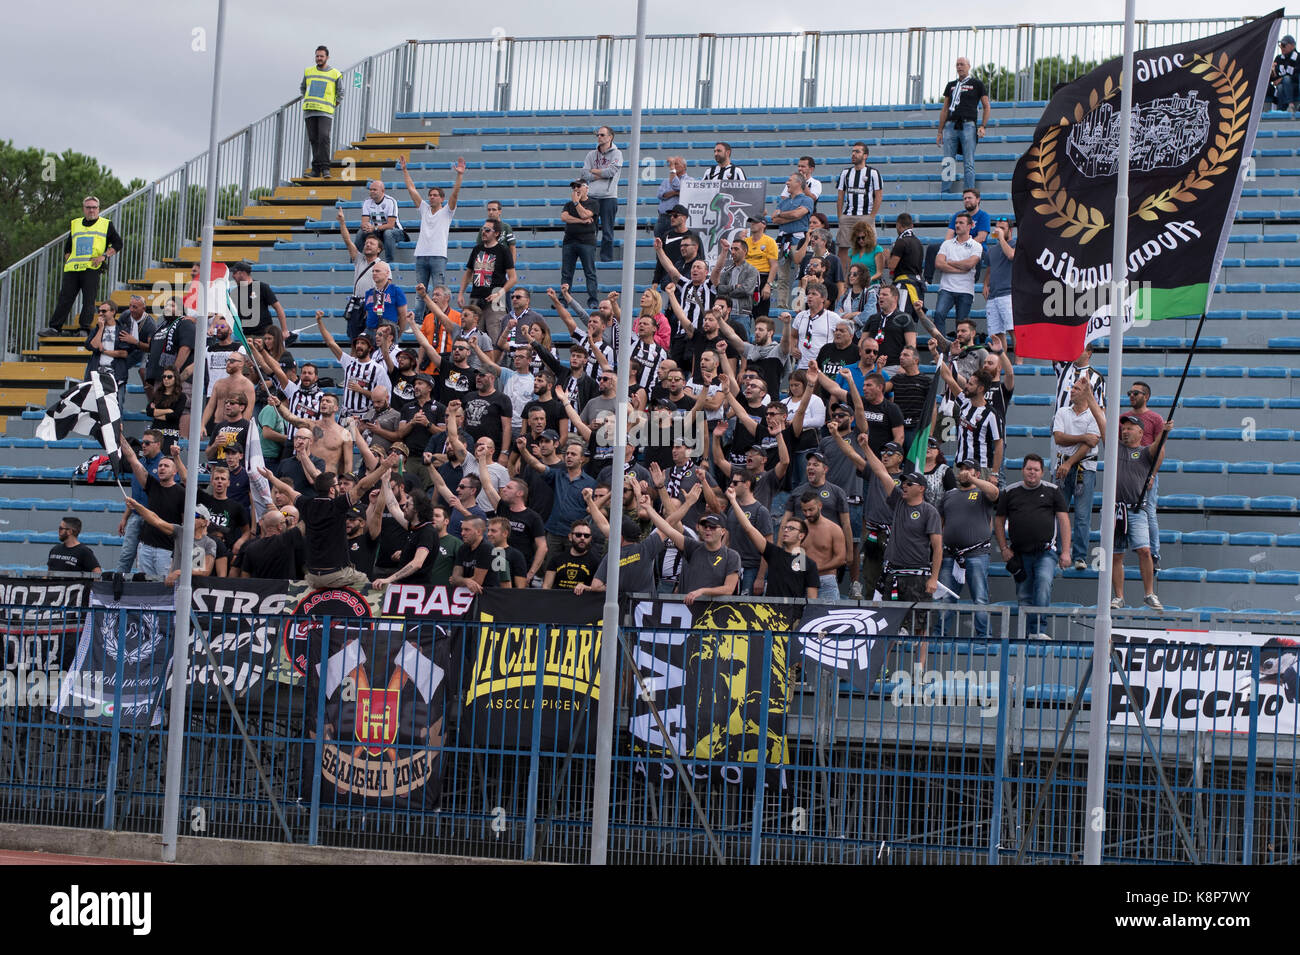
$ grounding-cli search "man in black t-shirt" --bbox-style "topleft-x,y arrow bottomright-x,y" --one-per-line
463,368 -> 513,456
561,180 -> 601,309
815,319 -> 859,387
236,510 -> 298,579
450,517 -> 498,592
228,260 -> 289,339
994,454 -> 1070,638
886,347 -> 931,448
374,490 -> 440,589
457,221 -> 516,342
485,516 -> 527,588
198,465 -> 250,551
47,517 -> 100,574
543,519 -> 599,590
936,57 -> 990,193
265,452 -> 399,590
861,285 -> 917,368
121,438 -> 186,577
726,488 -> 818,599
887,214 -> 926,310
856,372 -> 905,455
345,504 -> 379,579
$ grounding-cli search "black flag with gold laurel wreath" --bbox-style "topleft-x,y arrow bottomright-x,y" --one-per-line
1011,13 -> 1283,361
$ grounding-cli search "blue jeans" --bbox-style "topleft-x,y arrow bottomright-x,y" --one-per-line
1142,474 -> 1160,561
562,241 -> 599,307
817,574 -> 841,601
1015,547 -> 1059,635
939,552 -> 990,639
942,122 -> 978,192
357,227 -> 399,262
137,543 -> 173,578
596,197 -> 618,260
730,311 -> 753,341
741,566 -> 759,596
414,255 -> 447,317
1274,75 -> 1299,108
654,212 -> 673,239
116,511 -> 143,574
934,289 -> 973,329
1060,465 -> 1096,564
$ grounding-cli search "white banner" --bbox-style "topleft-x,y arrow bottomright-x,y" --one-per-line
1109,629 -> 1300,734
679,180 -> 768,267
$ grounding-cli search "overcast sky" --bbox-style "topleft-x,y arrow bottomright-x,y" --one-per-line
5,0 -> 1281,182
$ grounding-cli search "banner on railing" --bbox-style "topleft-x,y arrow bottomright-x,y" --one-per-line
629,597 -> 791,786
680,180 -> 767,267
468,590 -> 604,749
1110,628 -> 1300,733
53,581 -> 173,727
794,605 -> 908,691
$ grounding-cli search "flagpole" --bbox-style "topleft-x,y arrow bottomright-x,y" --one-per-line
591,0 -> 647,865
161,0 -> 224,864
1083,0 -> 1137,866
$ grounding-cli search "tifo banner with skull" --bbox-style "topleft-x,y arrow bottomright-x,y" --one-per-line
1011,12 -> 1282,360
680,180 -> 768,267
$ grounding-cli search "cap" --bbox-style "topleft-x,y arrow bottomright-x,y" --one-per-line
1284,34 -> 1296,44
569,179 -> 586,189
697,514 -> 724,528
927,437 -> 940,449
621,518 -> 643,541
352,331 -> 373,343
654,398 -> 677,411
474,366 -> 495,377
1120,413 -> 1142,426
900,470 -> 926,486
669,204 -> 689,217
955,459 -> 978,470
229,259 -> 254,274
540,429 -> 560,442
806,451 -> 827,464
881,442 -> 904,455
414,373 -> 435,387
347,506 -> 365,520
746,213 -> 765,223
194,504 -> 212,521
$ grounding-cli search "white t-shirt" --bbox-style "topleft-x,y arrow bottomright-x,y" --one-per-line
499,367 -> 536,429
360,194 -> 400,231
780,178 -> 823,202
413,202 -> 453,258
790,308 -> 841,369
1052,405 -> 1101,471
785,393 -> 826,431
686,379 -> 725,421
97,325 -> 118,369
937,237 -> 982,295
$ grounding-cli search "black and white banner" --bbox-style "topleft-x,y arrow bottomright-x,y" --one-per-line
1110,628 -> 1300,733
680,179 -> 768,266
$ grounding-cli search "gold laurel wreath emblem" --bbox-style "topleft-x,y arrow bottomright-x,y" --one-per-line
1025,53 -> 1250,245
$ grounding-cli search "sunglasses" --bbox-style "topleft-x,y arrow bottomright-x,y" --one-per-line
571,532 -> 592,539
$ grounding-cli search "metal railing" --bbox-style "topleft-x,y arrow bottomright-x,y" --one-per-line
3,594 -> 1298,864
3,18 -> 1295,361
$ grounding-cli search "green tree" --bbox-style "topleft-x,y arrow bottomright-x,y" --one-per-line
0,141 -> 141,271
959,55 -> 1102,103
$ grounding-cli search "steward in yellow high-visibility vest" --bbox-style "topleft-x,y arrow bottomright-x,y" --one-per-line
301,45 -> 344,178
40,196 -> 124,336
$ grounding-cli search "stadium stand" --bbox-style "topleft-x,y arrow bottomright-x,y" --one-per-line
0,76 -> 1296,615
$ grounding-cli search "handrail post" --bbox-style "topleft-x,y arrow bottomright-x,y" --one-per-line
177,163 -> 190,249
695,34 -> 716,109
142,187 -> 157,270
914,27 -> 928,104
404,39 -> 418,113
358,57 -> 374,138
800,32 -> 820,109
239,128 -> 253,211
272,108 -> 285,188
594,35 -> 614,111
493,37 -> 515,111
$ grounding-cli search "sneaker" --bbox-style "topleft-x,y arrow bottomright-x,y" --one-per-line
1072,558 -> 1087,571
850,581 -> 864,599
38,326 -> 61,337
1289,103 -> 1296,118
1110,596 -> 1124,610
1144,593 -> 1165,611
284,332 -> 299,346
1030,632 -> 1053,641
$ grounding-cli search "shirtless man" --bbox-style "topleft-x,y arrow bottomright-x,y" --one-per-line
201,352 -> 256,431
791,490 -> 846,601
271,392 -> 353,475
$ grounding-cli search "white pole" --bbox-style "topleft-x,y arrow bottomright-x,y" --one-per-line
161,0 -> 224,863
1083,0 -> 1137,866
590,0 -> 648,865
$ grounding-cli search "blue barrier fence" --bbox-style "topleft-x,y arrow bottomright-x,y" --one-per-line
2,595 -> 1298,863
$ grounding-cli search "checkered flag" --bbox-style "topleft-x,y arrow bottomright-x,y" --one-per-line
36,372 -> 123,472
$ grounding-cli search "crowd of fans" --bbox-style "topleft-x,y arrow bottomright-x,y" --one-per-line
44,50 -> 1179,626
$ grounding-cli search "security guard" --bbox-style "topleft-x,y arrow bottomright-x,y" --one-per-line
302,45 -> 344,178
40,196 -> 124,336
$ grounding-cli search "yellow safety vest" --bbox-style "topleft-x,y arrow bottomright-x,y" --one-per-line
302,66 -> 342,114
65,216 -> 110,272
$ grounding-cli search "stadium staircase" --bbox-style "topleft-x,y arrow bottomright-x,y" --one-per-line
2,102 -> 1297,615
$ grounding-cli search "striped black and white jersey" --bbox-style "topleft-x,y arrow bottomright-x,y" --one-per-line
629,339 -> 668,390
1052,361 -> 1105,413
339,354 -> 391,417
573,327 -> 614,379
702,164 -> 746,181
283,380 -> 322,420
954,395 -> 1003,469
836,165 -> 884,216
673,279 -> 717,336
